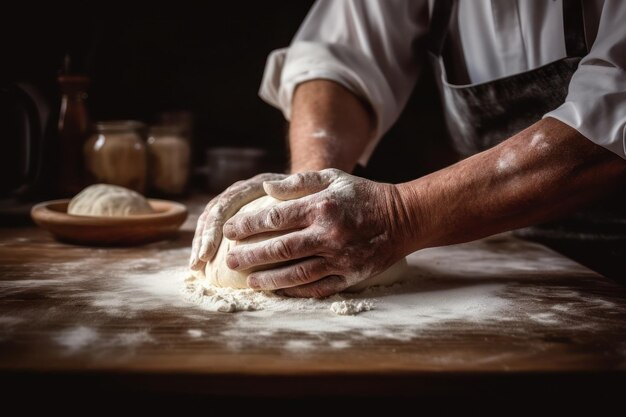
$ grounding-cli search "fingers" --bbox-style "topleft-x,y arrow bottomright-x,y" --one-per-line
247,257 -> 331,290
223,199 -> 311,241
195,174 -> 284,264
189,210 -> 209,270
198,213 -> 222,262
197,203 -> 238,263
226,229 -> 322,271
263,168 -> 341,200
277,275 -> 350,298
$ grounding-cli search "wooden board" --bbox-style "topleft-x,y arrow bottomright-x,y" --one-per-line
1,196 -> 625,399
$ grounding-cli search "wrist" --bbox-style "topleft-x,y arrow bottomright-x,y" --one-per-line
393,180 -> 439,253
383,182 -> 426,256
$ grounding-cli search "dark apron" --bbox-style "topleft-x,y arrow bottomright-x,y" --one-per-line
428,0 -> 587,155
427,0 -> 626,242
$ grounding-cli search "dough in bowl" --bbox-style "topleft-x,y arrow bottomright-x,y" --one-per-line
193,195 -> 407,291
68,184 -> 155,217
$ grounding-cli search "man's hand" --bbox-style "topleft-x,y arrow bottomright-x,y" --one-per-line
189,173 -> 287,271
222,169 -> 412,298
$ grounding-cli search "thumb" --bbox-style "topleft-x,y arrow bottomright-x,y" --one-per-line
263,169 -> 339,200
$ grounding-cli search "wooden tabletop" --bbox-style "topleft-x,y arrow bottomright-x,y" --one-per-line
1,196 -> 625,401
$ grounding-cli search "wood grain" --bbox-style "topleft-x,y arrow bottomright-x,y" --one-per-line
1,195 -> 625,399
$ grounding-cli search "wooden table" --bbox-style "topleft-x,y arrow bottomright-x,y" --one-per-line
1,197 -> 625,405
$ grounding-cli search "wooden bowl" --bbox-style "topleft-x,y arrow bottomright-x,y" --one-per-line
31,199 -> 188,246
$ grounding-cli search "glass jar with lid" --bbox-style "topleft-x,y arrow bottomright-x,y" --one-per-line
146,125 -> 191,196
84,121 -> 148,193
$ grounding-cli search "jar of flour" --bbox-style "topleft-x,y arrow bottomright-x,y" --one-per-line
146,126 -> 190,196
84,121 -> 148,193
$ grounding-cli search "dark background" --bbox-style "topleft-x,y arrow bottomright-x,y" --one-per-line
1,3 -> 624,290
1,2 -> 453,184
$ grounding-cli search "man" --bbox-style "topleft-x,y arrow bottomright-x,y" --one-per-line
189,0 -> 626,297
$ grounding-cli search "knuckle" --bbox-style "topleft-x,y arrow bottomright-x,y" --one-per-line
288,172 -> 307,188
322,168 -> 341,178
250,274 -> 279,290
212,192 -> 228,205
205,222 -> 220,238
229,180 -> 245,189
316,198 -> 338,217
324,227 -> 346,249
270,239 -> 292,260
268,276 -> 283,290
293,264 -> 311,283
209,203 -> 225,220
266,207 -> 282,229
235,217 -> 254,235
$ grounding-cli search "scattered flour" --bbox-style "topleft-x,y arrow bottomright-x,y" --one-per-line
496,150 -> 517,173
284,340 -> 315,351
530,133 -> 550,151
113,330 -> 154,347
310,128 -> 334,139
329,340 -> 351,349
0,316 -> 25,326
181,275 -> 377,316
528,312 -> 560,325
53,326 -> 153,353
330,300 -> 374,316
187,329 -> 204,338
54,326 -> 99,351
3,236 -> 621,355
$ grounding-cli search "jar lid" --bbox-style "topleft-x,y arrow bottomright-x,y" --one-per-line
95,120 -> 146,133
149,125 -> 184,137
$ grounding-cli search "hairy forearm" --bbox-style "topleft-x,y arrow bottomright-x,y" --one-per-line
288,80 -> 374,173
396,117 -> 626,252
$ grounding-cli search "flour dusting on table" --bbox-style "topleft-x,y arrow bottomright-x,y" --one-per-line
1,235 -> 622,356
182,273 -> 379,315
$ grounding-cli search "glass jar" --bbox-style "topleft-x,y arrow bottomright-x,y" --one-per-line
84,121 -> 148,193
146,126 -> 190,195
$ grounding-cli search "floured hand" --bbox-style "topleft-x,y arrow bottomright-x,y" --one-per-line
223,168 -> 412,297
189,173 -> 287,271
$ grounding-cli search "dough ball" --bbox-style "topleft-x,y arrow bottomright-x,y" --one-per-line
194,195 -> 406,291
68,184 -> 155,217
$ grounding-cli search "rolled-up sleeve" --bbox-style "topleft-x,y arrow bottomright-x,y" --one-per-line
544,0 -> 626,159
259,0 -> 429,165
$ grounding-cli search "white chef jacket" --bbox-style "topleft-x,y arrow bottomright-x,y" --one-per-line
259,0 -> 626,165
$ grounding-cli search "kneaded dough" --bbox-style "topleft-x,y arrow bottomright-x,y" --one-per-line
194,195 -> 407,291
68,184 -> 155,217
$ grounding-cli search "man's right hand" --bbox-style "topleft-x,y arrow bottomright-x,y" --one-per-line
189,172 -> 287,271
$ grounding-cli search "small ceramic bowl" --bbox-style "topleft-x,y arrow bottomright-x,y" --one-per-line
31,199 -> 188,246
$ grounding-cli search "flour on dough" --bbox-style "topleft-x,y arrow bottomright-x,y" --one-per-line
68,184 -> 155,217
192,195 -> 407,292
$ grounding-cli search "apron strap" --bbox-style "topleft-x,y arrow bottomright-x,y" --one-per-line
563,0 -> 588,57
427,0 -> 588,58
427,0 -> 454,57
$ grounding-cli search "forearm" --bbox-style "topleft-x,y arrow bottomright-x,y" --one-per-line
397,117 -> 626,252
288,80 -> 374,173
